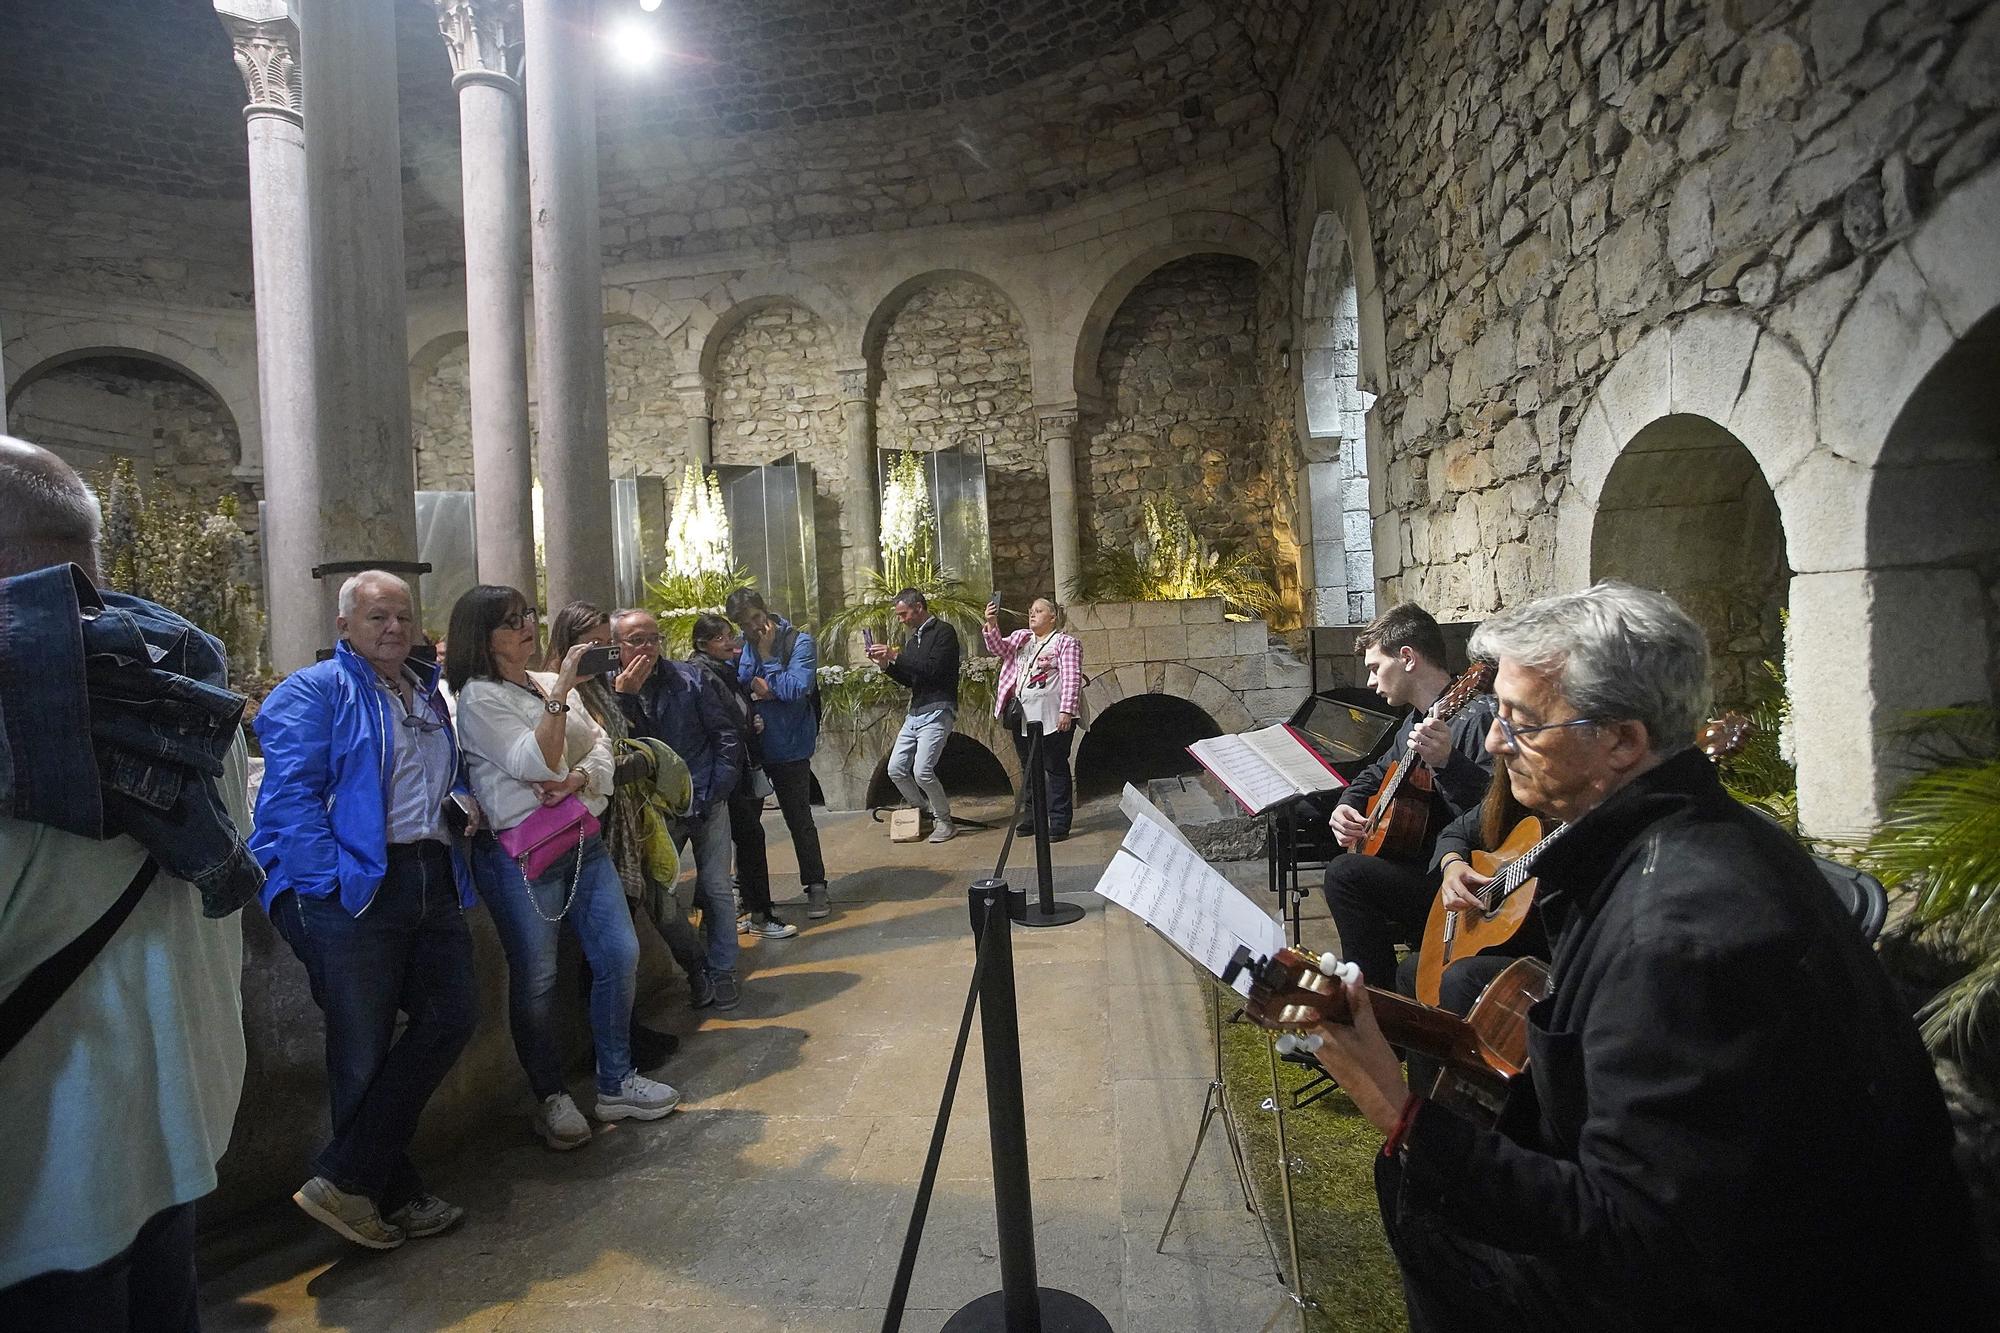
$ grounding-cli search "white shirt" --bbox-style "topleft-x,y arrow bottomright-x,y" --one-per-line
1015,632 -> 1065,735
0,738 -> 249,1287
453,672 -> 614,833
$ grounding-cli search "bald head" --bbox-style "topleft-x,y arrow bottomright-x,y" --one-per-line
0,435 -> 102,580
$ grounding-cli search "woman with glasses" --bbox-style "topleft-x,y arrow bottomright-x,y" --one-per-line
542,602 -> 710,1066
446,586 -> 681,1150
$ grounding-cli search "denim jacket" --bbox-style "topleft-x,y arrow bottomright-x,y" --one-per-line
250,640 -> 476,917
0,563 -> 261,917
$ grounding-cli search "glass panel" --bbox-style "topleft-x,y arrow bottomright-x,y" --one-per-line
609,477 -> 642,609
414,491 -> 476,639
715,459 -> 818,621
876,443 -> 992,593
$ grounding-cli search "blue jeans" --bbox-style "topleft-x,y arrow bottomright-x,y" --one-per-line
887,706 -> 955,819
270,843 -> 477,1210
675,803 -> 739,975
474,832 -> 640,1097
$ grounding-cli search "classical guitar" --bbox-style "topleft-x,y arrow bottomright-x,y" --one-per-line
1412,712 -> 1757,1006
1225,944 -> 1551,1123
1356,661 -> 1496,859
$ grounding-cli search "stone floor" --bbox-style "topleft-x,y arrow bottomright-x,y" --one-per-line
200,791 -> 1298,1332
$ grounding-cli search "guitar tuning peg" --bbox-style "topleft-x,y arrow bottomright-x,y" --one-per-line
1337,961 -> 1360,985
1317,951 -> 1341,974
1275,1031 -> 1324,1056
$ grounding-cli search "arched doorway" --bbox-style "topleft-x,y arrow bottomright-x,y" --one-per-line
1864,307 -> 2000,744
864,733 -> 1013,809
1073,694 -> 1222,798
1590,414 -> 1788,714
1298,210 -> 1376,627
8,352 -> 243,495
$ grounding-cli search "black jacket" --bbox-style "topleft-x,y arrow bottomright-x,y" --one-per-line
1388,748 -> 1981,1328
1337,694 -> 1496,865
883,615 -> 960,713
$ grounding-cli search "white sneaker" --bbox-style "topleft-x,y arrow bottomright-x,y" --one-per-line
927,818 -> 957,843
596,1071 -> 683,1121
533,1092 -> 591,1150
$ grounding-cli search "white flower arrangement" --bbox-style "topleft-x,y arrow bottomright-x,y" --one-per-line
664,461 -> 732,578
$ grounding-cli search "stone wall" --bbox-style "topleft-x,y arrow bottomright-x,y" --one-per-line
872,277 -> 1046,600
1278,0 -> 2000,629
412,341 -> 472,491
0,171 -> 254,310
12,355 -> 241,494
1079,254 -> 1290,610
709,302 -> 849,614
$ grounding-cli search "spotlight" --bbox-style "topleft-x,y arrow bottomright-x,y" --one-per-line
638,0 -> 661,10
606,15 -> 660,69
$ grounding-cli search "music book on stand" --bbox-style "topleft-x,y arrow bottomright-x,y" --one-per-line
1187,724 -> 1347,816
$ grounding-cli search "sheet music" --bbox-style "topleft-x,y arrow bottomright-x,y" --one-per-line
1186,725 -> 1345,815
1094,787 -> 1284,994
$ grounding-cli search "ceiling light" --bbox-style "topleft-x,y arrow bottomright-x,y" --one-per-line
638,0 -> 661,11
605,16 -> 661,70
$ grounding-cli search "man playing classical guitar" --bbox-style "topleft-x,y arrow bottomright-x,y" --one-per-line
1307,582 -> 1980,1330
1321,604 -> 1496,991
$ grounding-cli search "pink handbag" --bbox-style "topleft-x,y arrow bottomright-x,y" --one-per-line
496,795 -> 600,882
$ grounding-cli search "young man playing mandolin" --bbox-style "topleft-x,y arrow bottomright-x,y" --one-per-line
1306,582 -> 1980,1330
1321,604 -> 1496,991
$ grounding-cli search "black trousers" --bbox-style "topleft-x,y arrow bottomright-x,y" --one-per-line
1322,851 -> 1438,991
0,1200 -> 198,1333
1374,1154 -> 1568,1332
1010,724 -> 1074,835
727,783 -> 773,916
764,757 -> 827,887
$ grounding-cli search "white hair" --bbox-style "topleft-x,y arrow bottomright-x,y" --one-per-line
337,570 -> 412,617
0,435 -> 103,580
1469,581 -> 1712,754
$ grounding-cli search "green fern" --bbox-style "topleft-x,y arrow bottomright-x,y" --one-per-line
1861,707 -> 2000,1062
1070,495 -> 1278,617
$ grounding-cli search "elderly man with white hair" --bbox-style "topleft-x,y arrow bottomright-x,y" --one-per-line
250,570 -> 481,1250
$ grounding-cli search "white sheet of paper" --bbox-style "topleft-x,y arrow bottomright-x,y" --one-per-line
1094,791 -> 1283,995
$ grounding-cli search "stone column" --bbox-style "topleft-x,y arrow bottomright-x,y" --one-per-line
838,366 -> 878,584
1038,402 -> 1082,601
675,375 -> 713,467
523,0 -> 612,612
437,0 -> 534,596
302,0 -> 419,629
217,1 -> 320,671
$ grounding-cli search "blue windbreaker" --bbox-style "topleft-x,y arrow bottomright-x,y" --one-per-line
736,617 -> 819,764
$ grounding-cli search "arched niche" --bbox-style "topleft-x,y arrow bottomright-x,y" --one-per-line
1297,209 -> 1377,627
864,733 -> 1014,808
1073,693 -> 1222,799
9,350 -> 245,503
1590,414 -> 1790,713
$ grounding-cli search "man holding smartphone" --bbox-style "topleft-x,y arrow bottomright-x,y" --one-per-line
868,588 -> 962,843
250,571 -> 482,1249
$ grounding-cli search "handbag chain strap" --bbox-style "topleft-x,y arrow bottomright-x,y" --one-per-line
521,825 -> 587,923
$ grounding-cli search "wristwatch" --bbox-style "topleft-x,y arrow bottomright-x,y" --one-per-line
544,697 -> 568,715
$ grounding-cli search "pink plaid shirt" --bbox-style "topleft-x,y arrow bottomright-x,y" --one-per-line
983,624 -> 1083,720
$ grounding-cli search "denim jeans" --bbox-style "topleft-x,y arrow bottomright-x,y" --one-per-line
0,1200 -> 197,1333
764,757 -> 826,887
887,706 -> 955,820
270,843 -> 477,1210
674,803 -> 739,975
473,832 -> 640,1097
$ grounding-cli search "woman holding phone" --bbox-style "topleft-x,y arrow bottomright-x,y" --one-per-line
984,594 -> 1084,840
448,586 -> 681,1151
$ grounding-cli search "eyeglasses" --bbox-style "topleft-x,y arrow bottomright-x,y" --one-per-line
401,711 -> 449,735
1493,715 -> 1598,750
500,608 -> 540,632
618,633 -> 662,648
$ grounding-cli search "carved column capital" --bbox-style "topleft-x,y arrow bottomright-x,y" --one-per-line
436,0 -> 524,87
215,3 -> 302,122
837,366 -> 873,404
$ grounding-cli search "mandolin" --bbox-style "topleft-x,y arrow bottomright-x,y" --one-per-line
1412,712 -> 1756,1006
1356,661 -> 1496,859
1225,944 -> 1550,1123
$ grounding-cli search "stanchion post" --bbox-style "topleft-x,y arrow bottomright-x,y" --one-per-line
945,879 -> 1112,1333
1017,724 -> 1084,929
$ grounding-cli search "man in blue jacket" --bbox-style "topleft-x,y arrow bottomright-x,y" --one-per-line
250,571 -> 479,1250
726,589 -> 831,920
611,608 -> 745,1008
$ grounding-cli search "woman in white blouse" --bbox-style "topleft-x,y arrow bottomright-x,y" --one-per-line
445,585 -> 680,1149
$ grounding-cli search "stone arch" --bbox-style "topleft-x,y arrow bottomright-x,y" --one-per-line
1078,661 -> 1254,737
5,320 -> 259,474
860,268 -> 1034,371
1296,207 -> 1377,627
1063,211 -> 1283,407
1589,415 -> 1790,713
689,272 -> 864,384
813,704 -> 1024,811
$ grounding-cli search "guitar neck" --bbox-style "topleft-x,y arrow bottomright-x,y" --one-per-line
1318,983 -> 1488,1071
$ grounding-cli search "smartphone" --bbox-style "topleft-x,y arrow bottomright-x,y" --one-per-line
988,590 -> 1002,613
577,644 -> 619,677
444,790 -> 477,838
862,628 -> 876,650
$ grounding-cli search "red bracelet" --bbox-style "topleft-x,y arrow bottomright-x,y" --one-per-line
1381,1095 -> 1424,1158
